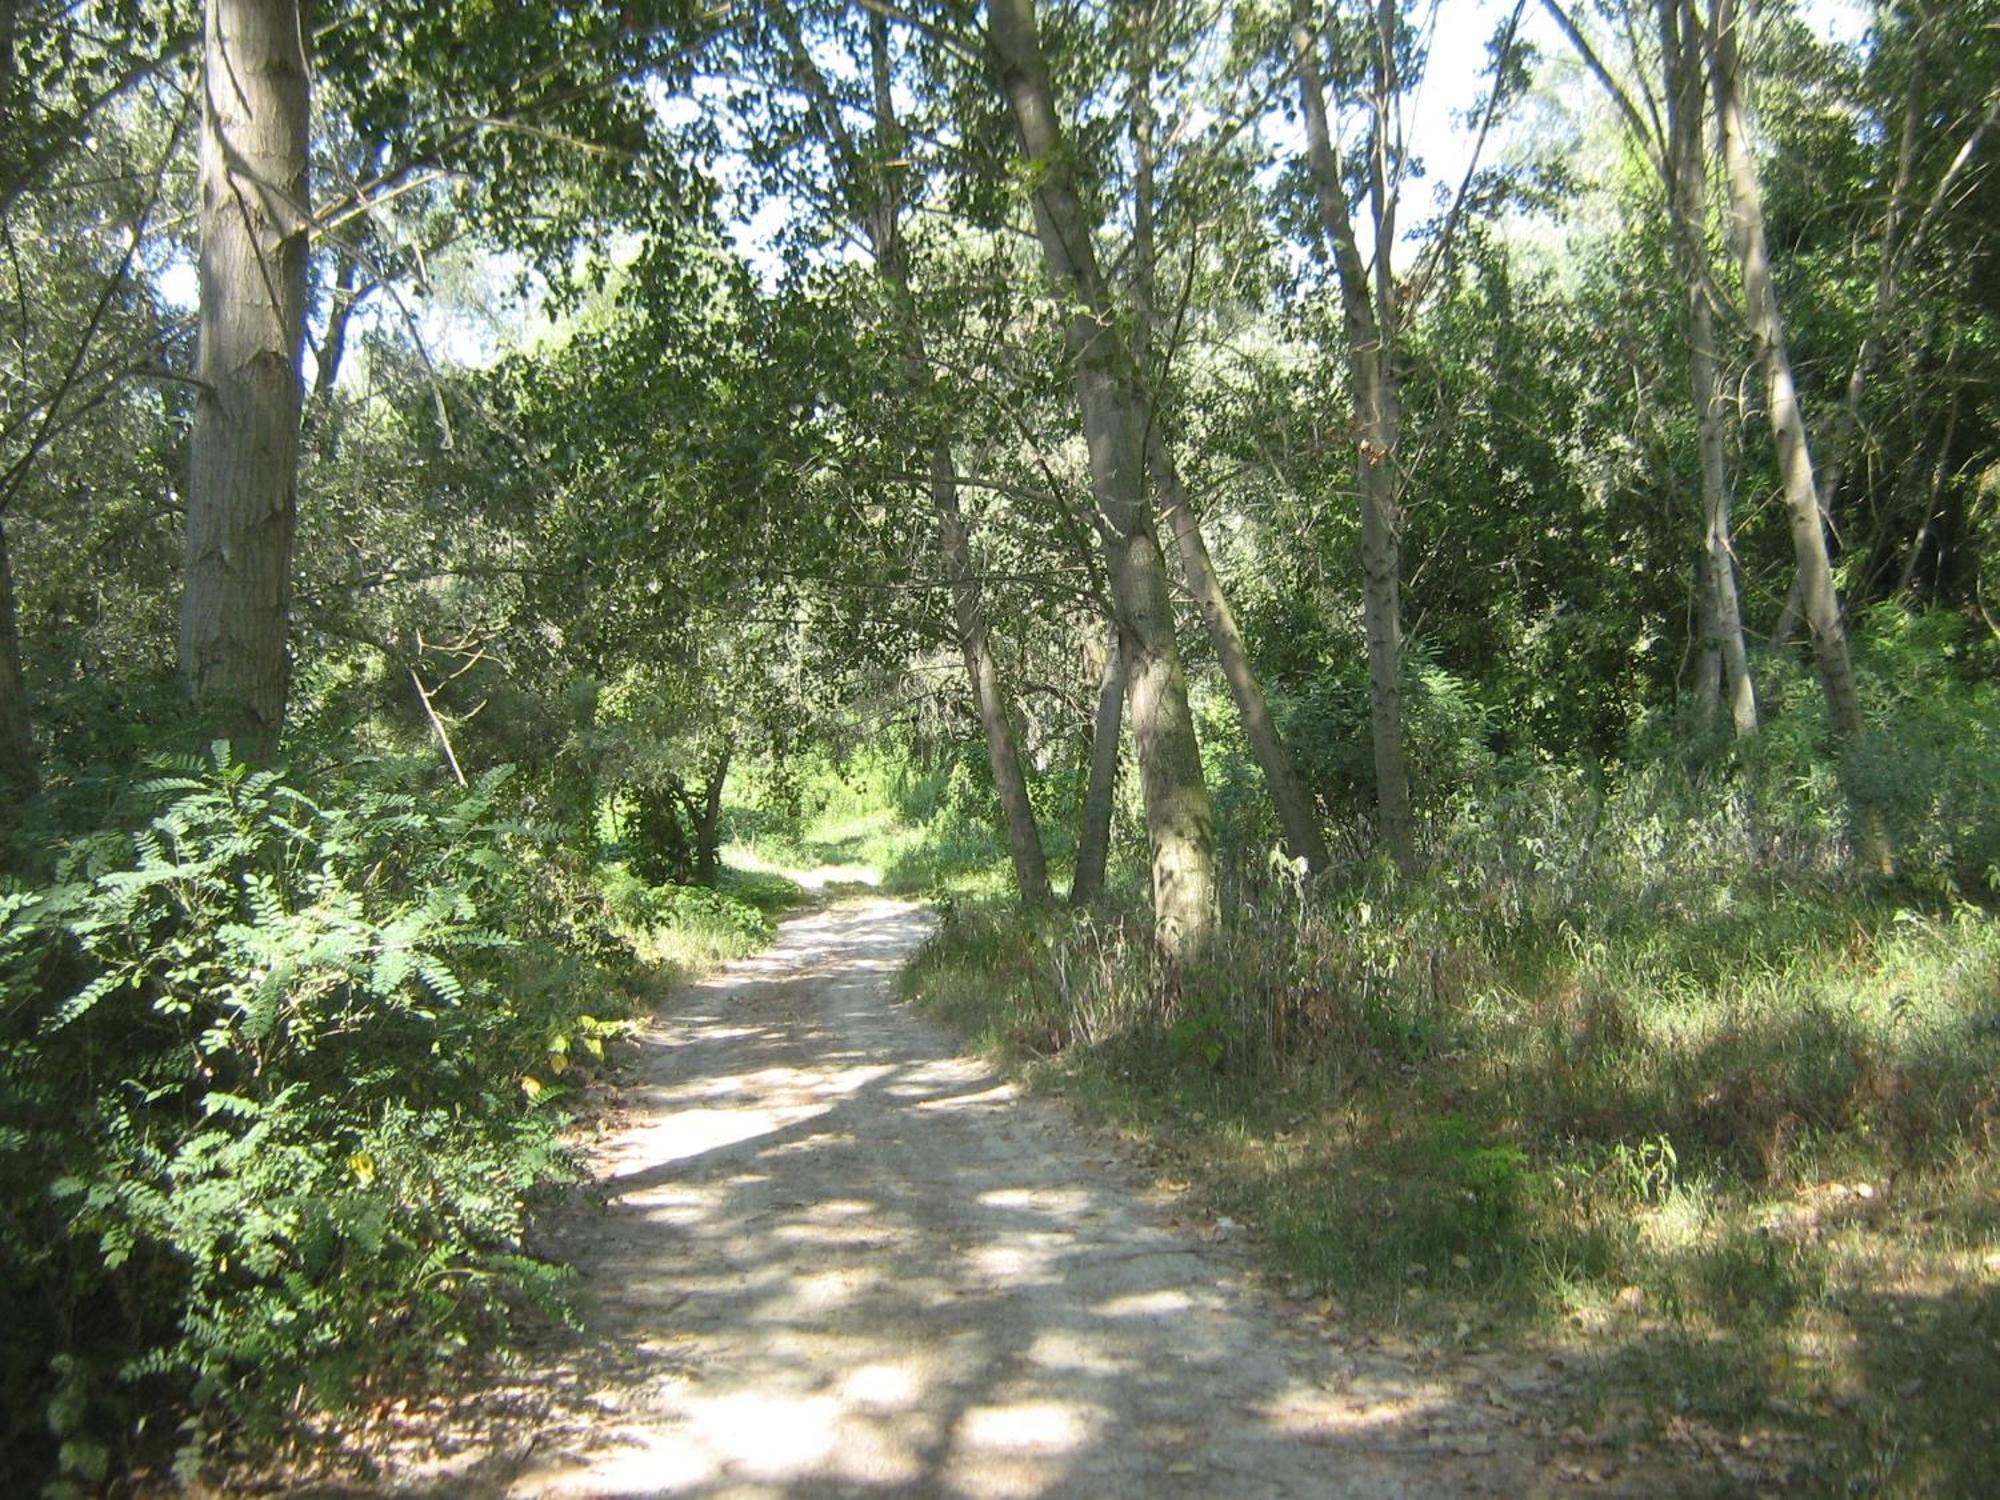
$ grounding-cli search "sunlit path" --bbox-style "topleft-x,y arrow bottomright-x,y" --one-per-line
359,896 -> 1546,1499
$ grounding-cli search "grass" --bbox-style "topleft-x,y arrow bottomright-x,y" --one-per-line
596,858 -> 806,985
899,835 -> 2000,1493
720,750 -> 1022,901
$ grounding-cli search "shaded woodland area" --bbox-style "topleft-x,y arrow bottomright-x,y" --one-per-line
4,0 -> 2000,1490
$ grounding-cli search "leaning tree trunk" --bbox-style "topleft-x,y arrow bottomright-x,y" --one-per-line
0,514 -> 36,798
846,7 -> 1053,908
1071,626 -> 1124,905
1663,0 -> 1756,736
1148,440 -> 1329,871
989,0 -> 1219,960
1292,3 -> 1417,873
179,0 -> 310,760
1125,19 -> 1328,875
931,440 -> 1055,906
1708,0 -> 1862,744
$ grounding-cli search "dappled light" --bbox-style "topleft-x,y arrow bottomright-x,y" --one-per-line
348,898 -> 1545,1498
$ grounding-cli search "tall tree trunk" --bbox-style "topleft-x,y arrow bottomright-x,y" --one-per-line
845,9 -> 1052,908
1291,3 -> 1417,873
1690,288 -> 1757,735
989,0 -> 1219,959
1147,440 -> 1329,870
1072,626 -> 1124,905
1691,550 -> 1723,714
0,513 -> 36,799
1126,13 -> 1329,874
179,0 -> 310,760
1663,0 -> 1756,736
0,0 -> 21,802
932,439 -> 1055,905
1707,0 -> 1864,745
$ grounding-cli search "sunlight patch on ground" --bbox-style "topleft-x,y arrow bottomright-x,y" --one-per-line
814,1062 -> 898,1095
680,1391 -> 844,1477
1021,1329 -> 1133,1375
804,1197 -> 876,1219
965,1239 -> 1071,1286
841,1361 -> 922,1411
610,1102 -> 830,1173
956,1399 -> 1099,1454
912,1080 -> 1018,1109
978,1185 -> 1093,1215
1093,1287 -> 1196,1319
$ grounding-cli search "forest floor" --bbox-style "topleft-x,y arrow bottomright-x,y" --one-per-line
272,896 -> 1781,1498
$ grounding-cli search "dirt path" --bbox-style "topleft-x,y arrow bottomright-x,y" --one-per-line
356,897 -> 1593,1498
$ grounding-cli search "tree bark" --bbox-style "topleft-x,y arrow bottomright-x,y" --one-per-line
1071,625 -> 1124,905
1148,439 -> 1329,870
931,440 -> 1055,905
0,513 -> 36,799
1662,0 -> 1756,736
693,735 -> 733,888
179,0 -> 310,761
1707,0 -> 1864,744
1291,3 -> 1417,873
845,9 -> 1053,908
312,249 -> 362,408
988,0 -> 1219,959
1126,12 -> 1329,874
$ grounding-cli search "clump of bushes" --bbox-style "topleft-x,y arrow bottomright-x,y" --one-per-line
0,747 -> 636,1487
597,862 -> 786,979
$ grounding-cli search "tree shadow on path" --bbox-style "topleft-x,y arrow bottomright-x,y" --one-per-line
309,899 -> 1718,1499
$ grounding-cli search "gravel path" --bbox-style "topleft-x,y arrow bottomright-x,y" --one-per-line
367,896 -> 1575,1498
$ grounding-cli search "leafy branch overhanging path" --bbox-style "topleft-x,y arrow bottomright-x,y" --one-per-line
383,898 -> 1583,1497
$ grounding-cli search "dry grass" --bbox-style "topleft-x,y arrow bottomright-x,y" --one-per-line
902,833 -> 2000,1492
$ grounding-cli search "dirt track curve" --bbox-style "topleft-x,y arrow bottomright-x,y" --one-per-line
350,896 -> 1611,1498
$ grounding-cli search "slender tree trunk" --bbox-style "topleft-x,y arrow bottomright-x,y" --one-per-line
0,513 -> 36,798
1690,289 -> 1757,735
1148,440 -> 1329,870
932,439 -> 1055,905
989,0 -> 1219,959
0,0 -> 14,128
1072,625 -> 1124,905
0,1 -> 21,805
1707,0 -> 1864,744
313,250 -> 361,407
693,735 -> 733,887
1125,16 -> 1328,873
845,9 -> 1052,907
1894,358 -> 1961,601
179,0 -> 310,760
1291,4 -> 1416,873
1691,551 -> 1723,713
1663,0 -> 1756,735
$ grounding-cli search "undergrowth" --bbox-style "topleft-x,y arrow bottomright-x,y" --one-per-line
0,747 -> 647,1490
902,746 -> 2000,1494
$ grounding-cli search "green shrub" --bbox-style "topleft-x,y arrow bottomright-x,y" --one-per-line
0,746 -> 630,1485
